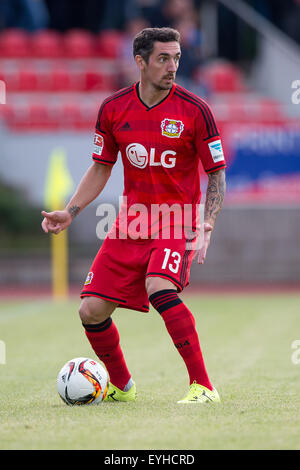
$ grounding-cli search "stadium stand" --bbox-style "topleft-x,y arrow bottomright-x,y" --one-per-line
63,29 -> 95,58
31,30 -> 62,58
0,28 -> 31,58
199,60 -> 246,93
0,27 -> 294,131
0,28 -> 122,130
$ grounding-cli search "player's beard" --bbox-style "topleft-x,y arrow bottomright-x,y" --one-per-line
155,74 -> 175,91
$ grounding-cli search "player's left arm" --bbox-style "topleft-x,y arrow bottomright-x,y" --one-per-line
205,167 -> 226,228
194,97 -> 227,264
198,168 -> 226,264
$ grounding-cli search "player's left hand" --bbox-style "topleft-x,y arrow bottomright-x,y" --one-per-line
197,223 -> 213,264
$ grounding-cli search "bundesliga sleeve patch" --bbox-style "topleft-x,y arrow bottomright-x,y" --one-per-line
208,140 -> 224,163
93,132 -> 104,155
84,271 -> 94,286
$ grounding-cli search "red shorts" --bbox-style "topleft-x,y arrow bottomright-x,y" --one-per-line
80,234 -> 197,313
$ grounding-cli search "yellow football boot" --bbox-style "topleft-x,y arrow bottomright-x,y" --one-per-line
177,381 -> 220,404
104,381 -> 136,402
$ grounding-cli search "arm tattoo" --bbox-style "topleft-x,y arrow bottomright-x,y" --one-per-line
68,205 -> 80,219
204,169 -> 226,226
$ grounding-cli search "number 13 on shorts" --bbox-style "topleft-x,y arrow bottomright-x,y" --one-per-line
161,248 -> 181,274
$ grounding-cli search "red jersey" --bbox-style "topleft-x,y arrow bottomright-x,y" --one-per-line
92,82 -> 226,239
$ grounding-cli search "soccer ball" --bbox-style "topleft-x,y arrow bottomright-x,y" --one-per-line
57,357 -> 109,405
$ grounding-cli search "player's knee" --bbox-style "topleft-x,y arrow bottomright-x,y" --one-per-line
146,276 -> 177,297
78,297 -> 115,325
78,299 -> 96,324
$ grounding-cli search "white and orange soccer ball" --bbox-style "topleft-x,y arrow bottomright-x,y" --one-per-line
57,357 -> 109,405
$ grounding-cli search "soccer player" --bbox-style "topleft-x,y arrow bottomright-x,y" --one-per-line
41,27 -> 226,404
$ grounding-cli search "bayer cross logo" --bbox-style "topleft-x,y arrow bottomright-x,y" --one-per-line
161,119 -> 184,138
166,123 -> 178,134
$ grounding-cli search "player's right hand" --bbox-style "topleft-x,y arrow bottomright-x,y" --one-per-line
41,210 -> 72,234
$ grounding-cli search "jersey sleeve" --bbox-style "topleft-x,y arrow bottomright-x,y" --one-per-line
92,102 -> 119,165
195,103 -> 226,174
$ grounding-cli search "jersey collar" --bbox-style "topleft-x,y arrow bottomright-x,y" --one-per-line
134,82 -> 175,111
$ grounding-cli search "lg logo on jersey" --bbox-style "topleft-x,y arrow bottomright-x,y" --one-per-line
125,143 -> 176,169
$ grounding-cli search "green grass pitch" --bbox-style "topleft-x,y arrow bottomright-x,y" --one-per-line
0,292 -> 300,450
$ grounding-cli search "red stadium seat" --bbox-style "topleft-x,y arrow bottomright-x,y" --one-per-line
51,68 -> 72,91
64,29 -> 95,58
4,102 -> 30,130
0,69 -> 18,92
72,71 -> 88,91
227,102 -> 249,121
96,30 -> 123,58
80,101 -> 98,128
61,102 -> 82,127
28,103 -> 50,126
18,68 -> 39,92
201,61 -> 246,93
84,70 -> 117,91
1,64 -> 52,92
0,29 -> 30,57
31,30 -> 62,58
256,98 -> 284,122
213,95 -> 285,124
0,103 -> 13,122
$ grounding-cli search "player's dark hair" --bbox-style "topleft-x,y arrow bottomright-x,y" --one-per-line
133,27 -> 180,63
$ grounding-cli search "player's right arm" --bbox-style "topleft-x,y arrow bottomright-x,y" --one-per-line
41,162 -> 112,234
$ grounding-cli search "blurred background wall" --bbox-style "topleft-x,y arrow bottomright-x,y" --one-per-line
0,0 -> 299,291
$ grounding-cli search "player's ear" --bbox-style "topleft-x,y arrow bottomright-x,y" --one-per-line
135,55 -> 146,71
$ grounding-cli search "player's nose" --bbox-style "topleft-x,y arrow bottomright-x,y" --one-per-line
167,59 -> 177,72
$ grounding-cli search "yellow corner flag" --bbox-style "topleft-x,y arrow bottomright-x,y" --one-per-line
44,148 -> 74,211
44,148 -> 74,300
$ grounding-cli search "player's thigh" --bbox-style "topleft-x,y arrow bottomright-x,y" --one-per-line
146,236 -> 196,294
79,296 -> 117,325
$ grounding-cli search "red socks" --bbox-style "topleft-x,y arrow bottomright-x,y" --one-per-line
83,289 -> 213,392
83,318 -> 131,391
149,289 -> 213,390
